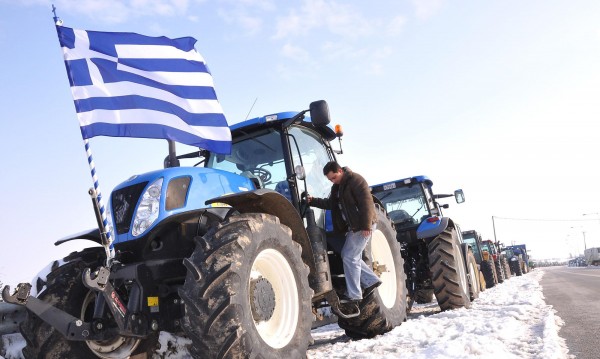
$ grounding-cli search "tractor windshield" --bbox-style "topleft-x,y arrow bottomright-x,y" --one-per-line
374,184 -> 428,230
480,241 -> 492,253
207,128 -> 288,191
462,233 -> 482,263
205,124 -> 333,229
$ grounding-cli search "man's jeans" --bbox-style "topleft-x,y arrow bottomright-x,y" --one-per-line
329,224 -> 380,300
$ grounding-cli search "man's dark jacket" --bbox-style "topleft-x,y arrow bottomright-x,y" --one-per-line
311,167 -> 376,233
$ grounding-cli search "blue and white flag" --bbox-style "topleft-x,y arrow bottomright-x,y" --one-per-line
56,26 -> 231,154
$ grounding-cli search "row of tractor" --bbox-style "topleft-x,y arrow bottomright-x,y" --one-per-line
1,100 -> 529,358
462,231 -> 531,288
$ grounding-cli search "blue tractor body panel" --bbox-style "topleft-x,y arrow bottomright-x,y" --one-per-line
110,167 -> 255,245
232,112 -> 337,141
231,112 -> 299,130
374,176 -> 433,190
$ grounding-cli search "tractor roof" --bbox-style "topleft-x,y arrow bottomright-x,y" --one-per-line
371,175 -> 433,193
462,230 -> 480,237
230,111 -> 337,141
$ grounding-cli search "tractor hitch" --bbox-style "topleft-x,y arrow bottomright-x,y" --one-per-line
2,283 -> 98,341
82,265 -> 149,338
0,265 -> 150,343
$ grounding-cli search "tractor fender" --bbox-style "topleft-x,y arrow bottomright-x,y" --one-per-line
417,217 -> 454,240
206,189 -> 318,283
54,228 -> 102,246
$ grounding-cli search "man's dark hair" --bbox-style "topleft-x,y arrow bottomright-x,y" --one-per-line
322,161 -> 342,176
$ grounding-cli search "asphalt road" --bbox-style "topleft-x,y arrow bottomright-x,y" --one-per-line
539,266 -> 600,359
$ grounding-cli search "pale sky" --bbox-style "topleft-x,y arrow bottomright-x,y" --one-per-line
1,0 -> 600,284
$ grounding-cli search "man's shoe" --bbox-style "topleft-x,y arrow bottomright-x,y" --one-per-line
362,281 -> 382,297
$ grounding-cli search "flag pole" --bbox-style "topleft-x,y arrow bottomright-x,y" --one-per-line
53,5 -> 114,266
84,139 -> 114,266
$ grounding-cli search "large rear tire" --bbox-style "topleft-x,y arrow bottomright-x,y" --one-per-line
180,213 -> 313,359
480,259 -> 497,288
428,228 -> 471,311
337,205 -> 407,338
494,259 -> 505,283
478,270 -> 486,291
510,259 -> 523,276
20,248 -> 158,359
502,257 -> 512,279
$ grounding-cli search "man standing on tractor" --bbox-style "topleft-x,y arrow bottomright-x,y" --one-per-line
307,161 -> 382,307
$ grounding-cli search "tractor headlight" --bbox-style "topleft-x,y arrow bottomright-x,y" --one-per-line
132,178 -> 163,237
105,201 -> 116,242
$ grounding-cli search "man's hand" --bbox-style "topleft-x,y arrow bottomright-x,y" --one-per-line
361,230 -> 372,238
307,195 -> 313,203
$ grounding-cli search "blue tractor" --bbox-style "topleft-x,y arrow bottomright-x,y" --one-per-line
504,244 -> 530,276
371,176 -> 480,311
2,101 -> 408,358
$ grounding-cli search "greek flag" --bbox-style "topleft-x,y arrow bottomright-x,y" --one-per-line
56,26 -> 231,154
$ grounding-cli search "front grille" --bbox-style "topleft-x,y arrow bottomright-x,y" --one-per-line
112,181 -> 148,235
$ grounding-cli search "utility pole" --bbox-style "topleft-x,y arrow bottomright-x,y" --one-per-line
492,216 -> 498,242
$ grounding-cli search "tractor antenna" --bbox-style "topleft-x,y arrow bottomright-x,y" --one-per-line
244,97 -> 258,121
52,4 -> 63,26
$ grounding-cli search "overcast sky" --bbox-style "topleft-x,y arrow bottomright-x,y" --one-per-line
1,0 -> 600,284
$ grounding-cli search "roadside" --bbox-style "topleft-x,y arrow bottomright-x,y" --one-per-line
540,266 -> 600,359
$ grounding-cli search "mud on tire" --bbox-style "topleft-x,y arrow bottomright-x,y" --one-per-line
337,205 -> 407,339
428,228 -> 471,311
180,213 -> 313,359
20,247 -> 158,359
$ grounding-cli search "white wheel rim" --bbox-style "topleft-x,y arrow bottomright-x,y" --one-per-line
468,262 -> 478,297
250,248 -> 299,349
370,230 -> 397,308
81,291 -> 141,358
454,243 -> 469,297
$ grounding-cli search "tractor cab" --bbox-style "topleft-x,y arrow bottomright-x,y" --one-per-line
462,230 -> 484,264
371,176 -> 465,240
171,101 -> 340,233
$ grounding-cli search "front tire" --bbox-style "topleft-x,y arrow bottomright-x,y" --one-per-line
20,248 -> 158,359
180,213 -> 313,359
337,205 -> 407,338
428,228 -> 471,311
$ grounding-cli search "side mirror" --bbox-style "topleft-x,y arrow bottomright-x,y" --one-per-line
309,100 -> 331,126
454,189 -> 465,204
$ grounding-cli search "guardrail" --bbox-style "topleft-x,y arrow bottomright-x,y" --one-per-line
0,301 -> 26,336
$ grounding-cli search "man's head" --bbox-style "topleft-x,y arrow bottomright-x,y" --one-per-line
323,161 -> 344,185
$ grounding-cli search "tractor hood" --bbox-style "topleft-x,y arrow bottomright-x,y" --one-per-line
108,167 -> 254,244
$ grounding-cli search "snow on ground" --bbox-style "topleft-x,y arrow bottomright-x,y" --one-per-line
308,270 -> 571,359
0,269 -> 572,359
